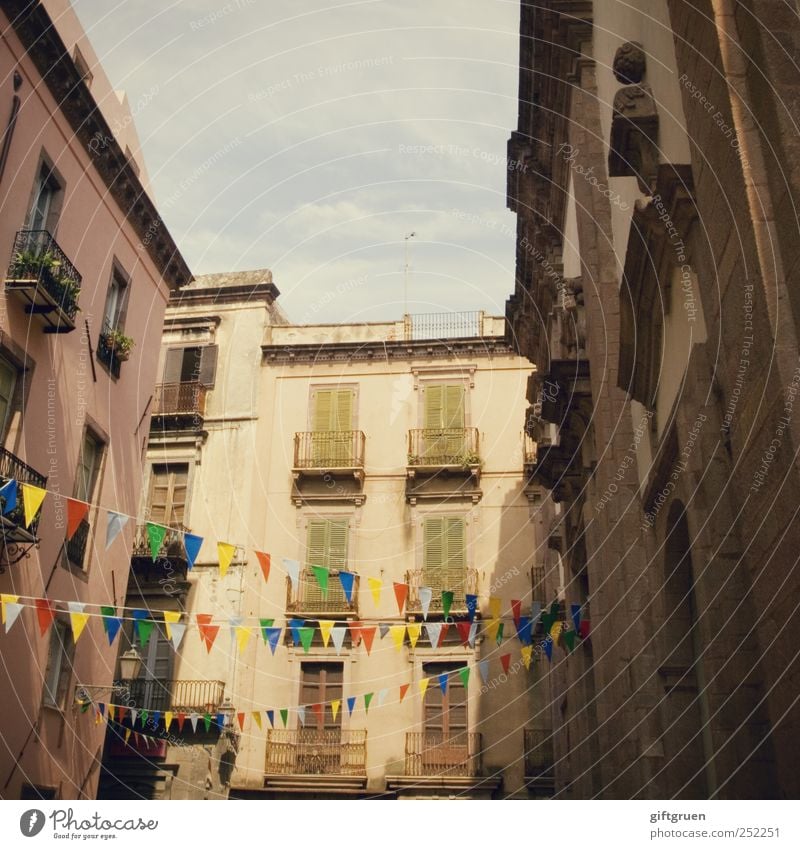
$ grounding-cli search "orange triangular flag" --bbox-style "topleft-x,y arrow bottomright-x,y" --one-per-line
399,683 -> 410,703
361,626 -> 377,655
66,498 -> 90,540
237,712 -> 246,731
196,613 -> 220,652
255,551 -> 271,583
393,582 -> 408,614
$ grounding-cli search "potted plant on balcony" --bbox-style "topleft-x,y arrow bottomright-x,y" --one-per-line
100,328 -> 135,361
10,248 -> 59,281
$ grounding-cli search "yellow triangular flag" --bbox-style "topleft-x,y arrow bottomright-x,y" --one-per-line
319,620 -> 334,648
489,596 -> 501,620
252,711 -> 263,730
68,602 -> 89,642
368,577 -> 382,606
236,626 -> 252,654
124,728 -> 132,744
486,619 -> 501,644
217,542 -> 236,577
389,624 -> 406,651
550,620 -> 563,641
0,594 -> 19,625
331,699 -> 340,722
418,677 -> 429,698
22,483 -> 47,528
521,645 -> 533,670
163,610 -> 181,640
407,622 -> 421,649
164,711 -> 173,730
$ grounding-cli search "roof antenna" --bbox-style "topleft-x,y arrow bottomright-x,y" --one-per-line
403,232 -> 416,318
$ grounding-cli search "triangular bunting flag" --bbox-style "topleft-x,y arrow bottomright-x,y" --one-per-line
442,590 -> 454,619
299,627 -> 314,653
217,542 -> 236,577
346,696 -> 356,716
521,644 -> 533,669
516,616 -> 532,645
348,621 -> 362,648
105,511 -> 129,549
146,522 -> 167,561
501,653 -> 511,674
338,571 -> 355,603
364,692 -> 373,712
164,711 -> 173,731
237,712 -> 245,731
425,622 -> 442,648
236,626 -> 252,654
393,582 -> 408,615
389,624 -> 406,651
419,586 -> 433,620
203,713 -> 212,733
418,677 -> 429,699
511,599 -> 522,625
367,577 -> 382,606
183,533 -> 203,569
66,498 -> 89,540
35,598 -> 57,636
570,604 -> 581,632
544,637 -> 553,662
196,613 -> 220,652
361,626 -> 376,655
319,620 -> 334,648
438,673 -> 448,695
467,621 -> 478,647
489,597 -> 501,620
265,710 -> 274,728
279,709 -> 288,727
22,483 -> 46,528
456,621 -> 472,646
0,478 -> 17,514
550,621 -> 563,642
67,601 -> 89,642
496,621 -> 505,645
378,622 -> 390,639
311,565 -> 329,597
563,630 -> 576,653
133,610 -> 154,648
399,683 -> 410,702
377,688 -> 388,707
265,627 -> 281,654
331,700 -> 340,722
255,551 -> 271,583
1,594 -> 22,633
311,703 -> 323,723
465,594 -> 478,621
478,658 -> 490,684
407,623 -> 421,649
459,666 -> 470,689
282,558 -> 300,588
258,618 -> 274,640
331,625 -> 347,655
177,713 -> 186,733
100,606 -> 122,646
297,706 -> 306,727
253,711 -> 263,730
168,623 -> 187,651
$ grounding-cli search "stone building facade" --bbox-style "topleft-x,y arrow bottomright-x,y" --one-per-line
507,0 -> 800,798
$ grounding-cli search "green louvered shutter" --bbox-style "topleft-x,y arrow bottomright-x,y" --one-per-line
445,517 -> 467,603
424,384 -> 465,461
444,385 -> 465,458
303,518 -> 349,610
423,516 -> 445,603
312,389 -> 354,465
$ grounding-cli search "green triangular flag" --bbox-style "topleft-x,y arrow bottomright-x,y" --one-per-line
541,612 -> 556,633
299,627 -> 314,653
563,630 -> 576,652
364,692 -> 374,712
496,621 -> 504,645
140,710 -> 149,726
146,522 -> 167,561
458,666 -> 470,689
137,619 -> 155,648
279,708 -> 288,727
442,590 -> 454,619
203,713 -> 212,732
311,565 -> 329,597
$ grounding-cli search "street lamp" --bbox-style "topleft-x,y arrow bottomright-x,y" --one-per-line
118,647 -> 143,681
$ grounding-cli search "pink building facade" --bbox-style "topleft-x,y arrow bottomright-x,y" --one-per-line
0,0 -> 190,798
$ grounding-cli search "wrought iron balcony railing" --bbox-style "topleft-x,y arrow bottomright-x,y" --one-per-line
405,567 -> 478,616
404,732 -> 481,777
405,310 -> 484,341
286,568 -> 359,616
66,517 -> 90,569
523,434 -> 538,467
151,382 -> 207,424
293,431 -> 365,472
407,428 -> 480,469
0,446 -> 48,538
5,229 -> 82,332
265,729 -> 367,775
96,319 -> 134,379
117,678 -> 225,715
131,523 -> 190,561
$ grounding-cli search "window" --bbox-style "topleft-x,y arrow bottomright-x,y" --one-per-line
118,621 -> 174,714
301,518 -> 349,609
310,387 -> 355,464
422,383 -> 466,459
162,346 -> 218,387
102,267 -> 129,334
0,355 -> 18,444
300,663 -> 343,731
423,662 -> 468,739
422,515 -> 466,598
27,161 -> 61,233
75,430 -> 102,503
147,463 -> 188,527
43,620 -> 74,709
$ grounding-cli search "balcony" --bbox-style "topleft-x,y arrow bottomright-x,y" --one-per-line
286,568 -> 359,617
403,732 -> 481,777
407,428 -> 480,473
65,517 -> 90,570
292,431 -> 365,483
150,382 -> 207,430
404,310 -> 485,341
5,229 -> 82,333
0,446 -> 48,562
264,729 -> 367,777
524,728 -> 555,795
405,568 -> 478,618
523,433 -> 538,471
129,523 -> 190,583
117,678 -> 225,715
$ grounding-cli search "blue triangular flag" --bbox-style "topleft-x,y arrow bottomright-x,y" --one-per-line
438,673 -> 448,695
516,616 -> 532,645
265,627 -> 282,655
570,603 -> 582,632
289,618 -> 304,646
346,696 -> 356,716
266,709 -> 275,727
183,533 -> 203,569
104,616 -> 122,646
0,478 -> 17,515
151,711 -> 161,726
544,636 -> 553,662
465,593 -> 478,621
339,571 -> 355,603
216,712 -> 225,730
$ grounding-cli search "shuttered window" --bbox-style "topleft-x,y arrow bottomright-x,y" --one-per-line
303,518 -> 349,608
148,463 -> 188,526
423,383 -> 465,460
423,516 -> 466,597
162,346 -> 217,388
423,662 -> 468,737
311,388 -> 355,464
0,356 -> 17,443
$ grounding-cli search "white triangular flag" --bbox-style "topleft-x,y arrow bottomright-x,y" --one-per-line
169,623 -> 186,651
189,712 -> 199,733
282,558 -> 300,588
419,586 -> 433,620
331,624 -> 347,655
425,621 -> 442,648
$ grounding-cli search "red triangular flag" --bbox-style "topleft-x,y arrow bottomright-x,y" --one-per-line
196,613 -> 220,652
237,712 -> 245,731
35,598 -> 57,636
117,707 -> 128,723
177,712 -> 186,732
393,582 -> 408,614
255,551 -> 270,583
311,703 -> 323,722
456,621 -> 472,646
66,498 -> 90,540
511,599 -> 522,625
349,621 -> 363,648
361,626 -> 377,655
501,653 -> 511,674
399,683 -> 410,702
438,623 -> 450,647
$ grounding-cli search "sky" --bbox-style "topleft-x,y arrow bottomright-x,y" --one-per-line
72,0 -> 521,323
